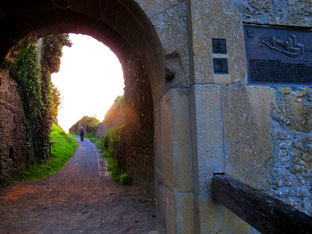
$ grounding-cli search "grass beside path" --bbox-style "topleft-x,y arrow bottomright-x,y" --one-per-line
2,124 -> 78,186
86,129 -> 130,185
21,123 -> 78,181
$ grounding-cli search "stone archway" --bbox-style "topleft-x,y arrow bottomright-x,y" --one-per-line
0,0 -> 170,232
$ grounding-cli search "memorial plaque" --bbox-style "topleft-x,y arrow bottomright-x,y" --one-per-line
212,38 -> 227,54
214,58 -> 228,74
244,25 -> 312,84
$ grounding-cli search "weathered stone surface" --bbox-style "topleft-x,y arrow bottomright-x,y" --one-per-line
175,193 -> 194,233
0,70 -> 27,183
191,84 -> 224,196
197,197 -> 249,233
191,0 -> 247,84
191,84 -> 249,233
151,2 -> 190,89
159,90 -> 174,191
223,84 -> 275,189
267,87 -> 312,216
137,0 -> 182,18
228,0 -> 312,27
172,88 -> 193,193
123,53 -> 155,200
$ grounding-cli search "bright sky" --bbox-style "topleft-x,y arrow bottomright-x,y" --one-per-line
51,33 -> 124,132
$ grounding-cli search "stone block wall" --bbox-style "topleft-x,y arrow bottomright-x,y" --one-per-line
0,70 -> 28,184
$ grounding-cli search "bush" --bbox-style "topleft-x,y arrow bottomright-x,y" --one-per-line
69,116 -> 100,135
95,125 -> 130,185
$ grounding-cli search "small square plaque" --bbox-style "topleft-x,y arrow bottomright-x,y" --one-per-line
212,38 -> 227,54
213,58 -> 228,74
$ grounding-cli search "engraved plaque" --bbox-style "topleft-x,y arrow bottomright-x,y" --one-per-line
244,25 -> 312,84
212,38 -> 227,54
213,58 -> 228,74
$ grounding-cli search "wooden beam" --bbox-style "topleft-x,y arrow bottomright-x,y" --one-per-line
211,174 -> 312,234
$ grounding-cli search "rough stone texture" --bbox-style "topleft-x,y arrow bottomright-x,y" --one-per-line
222,0 -> 312,219
123,53 -> 155,200
137,0 -> 182,19
191,84 -> 249,233
151,1 -> 191,89
156,87 -> 195,232
158,88 -> 193,193
0,70 -> 28,183
191,0 -> 247,84
223,83 -> 275,189
267,87 -> 312,216
192,84 -> 224,197
228,0 -> 312,27
197,197 -> 249,233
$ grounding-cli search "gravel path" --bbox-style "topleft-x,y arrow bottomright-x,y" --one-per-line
0,136 -> 156,233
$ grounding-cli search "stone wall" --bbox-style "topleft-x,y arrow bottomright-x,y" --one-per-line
228,0 -> 312,27
0,70 -> 28,184
122,53 -> 155,200
268,88 -> 312,215
224,0 -> 312,217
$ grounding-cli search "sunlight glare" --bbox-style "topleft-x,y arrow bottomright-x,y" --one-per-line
51,34 -> 124,132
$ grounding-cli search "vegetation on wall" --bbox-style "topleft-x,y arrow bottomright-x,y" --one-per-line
41,35 -> 72,123
7,34 -> 71,164
9,43 -> 46,162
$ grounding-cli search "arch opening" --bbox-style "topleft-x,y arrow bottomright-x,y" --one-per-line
0,0 -> 165,203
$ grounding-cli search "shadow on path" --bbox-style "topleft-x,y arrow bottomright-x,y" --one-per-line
0,136 -> 156,233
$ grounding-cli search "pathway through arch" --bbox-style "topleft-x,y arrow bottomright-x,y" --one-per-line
0,136 -> 156,233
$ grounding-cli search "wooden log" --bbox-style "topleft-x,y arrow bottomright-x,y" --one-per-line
211,174 -> 312,234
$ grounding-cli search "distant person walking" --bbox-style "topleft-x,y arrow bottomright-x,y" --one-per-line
79,127 -> 85,141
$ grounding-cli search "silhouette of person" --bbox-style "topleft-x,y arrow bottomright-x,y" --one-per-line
79,127 -> 85,141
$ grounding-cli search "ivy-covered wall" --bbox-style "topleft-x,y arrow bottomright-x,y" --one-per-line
0,35 -> 71,184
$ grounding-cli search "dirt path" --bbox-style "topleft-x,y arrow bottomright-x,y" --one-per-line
0,136 -> 156,233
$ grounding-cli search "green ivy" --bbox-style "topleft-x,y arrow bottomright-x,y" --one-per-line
8,34 -> 71,164
10,44 -> 46,162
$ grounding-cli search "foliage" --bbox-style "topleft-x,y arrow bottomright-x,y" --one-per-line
41,34 -> 72,73
41,34 -> 72,123
95,125 -> 130,184
85,132 -> 97,143
1,124 -> 77,186
69,115 -> 100,135
10,43 -> 46,161
8,34 -> 72,163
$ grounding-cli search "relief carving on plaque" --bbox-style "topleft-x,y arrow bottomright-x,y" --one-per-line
244,25 -> 312,84
261,34 -> 304,59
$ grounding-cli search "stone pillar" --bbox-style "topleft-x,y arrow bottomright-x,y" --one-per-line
155,88 -> 194,233
189,0 -> 250,232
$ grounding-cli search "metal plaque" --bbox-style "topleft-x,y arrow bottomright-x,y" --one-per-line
244,25 -> 312,85
213,58 -> 228,74
212,38 -> 227,54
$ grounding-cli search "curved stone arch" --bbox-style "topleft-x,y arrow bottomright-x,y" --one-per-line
0,0 -> 168,231
2,1 -> 201,233
0,0 -> 166,100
